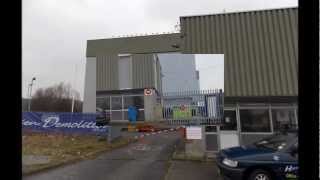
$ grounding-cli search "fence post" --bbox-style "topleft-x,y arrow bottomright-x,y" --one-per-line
108,126 -> 111,144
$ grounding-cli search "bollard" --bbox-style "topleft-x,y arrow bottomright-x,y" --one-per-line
178,127 -> 186,139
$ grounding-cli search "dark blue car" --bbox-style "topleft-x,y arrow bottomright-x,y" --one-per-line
216,131 -> 298,180
96,107 -> 110,126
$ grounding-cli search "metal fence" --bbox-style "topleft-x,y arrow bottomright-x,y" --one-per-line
160,89 -> 224,125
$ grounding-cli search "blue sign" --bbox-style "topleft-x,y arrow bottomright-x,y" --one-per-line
22,112 -> 110,135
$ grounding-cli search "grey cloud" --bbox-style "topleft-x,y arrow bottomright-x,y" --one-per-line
143,0 -> 297,23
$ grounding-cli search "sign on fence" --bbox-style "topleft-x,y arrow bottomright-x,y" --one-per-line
173,106 -> 192,119
186,126 -> 202,139
22,112 -> 110,135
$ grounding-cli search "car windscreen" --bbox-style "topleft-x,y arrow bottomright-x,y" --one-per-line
253,133 -> 296,151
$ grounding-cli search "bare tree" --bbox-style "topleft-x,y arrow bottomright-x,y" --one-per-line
31,82 -> 82,112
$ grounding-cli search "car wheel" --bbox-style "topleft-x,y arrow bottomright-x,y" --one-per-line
248,169 -> 273,180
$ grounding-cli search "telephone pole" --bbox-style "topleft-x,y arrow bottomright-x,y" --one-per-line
71,64 -> 78,113
28,77 -> 36,111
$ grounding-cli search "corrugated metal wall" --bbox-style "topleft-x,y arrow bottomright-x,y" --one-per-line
156,56 -> 162,92
96,54 -> 119,91
96,54 -> 158,91
87,33 -> 181,57
180,8 -> 298,97
132,54 -> 155,89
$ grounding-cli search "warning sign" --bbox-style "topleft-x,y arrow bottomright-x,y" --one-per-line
186,126 -> 202,139
144,89 -> 153,96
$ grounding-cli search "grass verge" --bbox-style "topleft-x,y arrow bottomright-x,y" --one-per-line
22,133 -> 136,175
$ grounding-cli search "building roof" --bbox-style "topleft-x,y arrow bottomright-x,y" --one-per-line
180,7 -> 298,97
86,33 -> 182,57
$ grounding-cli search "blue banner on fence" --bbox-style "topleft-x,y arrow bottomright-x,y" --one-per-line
22,112 -> 110,135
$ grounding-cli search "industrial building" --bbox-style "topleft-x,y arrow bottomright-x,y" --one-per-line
178,7 -> 298,145
83,7 -> 298,146
84,53 -> 163,121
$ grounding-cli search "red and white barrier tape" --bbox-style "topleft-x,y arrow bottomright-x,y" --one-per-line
134,126 -> 184,139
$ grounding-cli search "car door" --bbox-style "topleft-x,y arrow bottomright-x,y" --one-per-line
276,141 -> 298,179
219,109 -> 240,150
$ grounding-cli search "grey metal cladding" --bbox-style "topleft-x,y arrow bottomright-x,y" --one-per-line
132,54 -> 155,89
96,54 -> 119,90
156,57 -> 162,92
87,33 -> 181,57
180,8 -> 298,97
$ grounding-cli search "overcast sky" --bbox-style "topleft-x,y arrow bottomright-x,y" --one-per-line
22,0 -> 297,99
195,54 -> 224,90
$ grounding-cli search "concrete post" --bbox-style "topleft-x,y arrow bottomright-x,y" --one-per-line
144,89 -> 157,121
184,126 -> 206,159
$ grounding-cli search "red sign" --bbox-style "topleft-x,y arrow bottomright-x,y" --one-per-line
144,89 -> 152,96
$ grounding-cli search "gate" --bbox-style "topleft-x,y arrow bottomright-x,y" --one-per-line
204,125 -> 240,155
161,89 -> 224,125
160,89 -> 241,154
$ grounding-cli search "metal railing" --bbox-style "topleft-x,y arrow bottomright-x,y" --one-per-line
160,89 -> 224,125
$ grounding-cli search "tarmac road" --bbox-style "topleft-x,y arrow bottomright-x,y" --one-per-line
23,132 -> 181,180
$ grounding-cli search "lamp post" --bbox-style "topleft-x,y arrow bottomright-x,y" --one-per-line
71,64 -> 78,113
28,77 -> 36,112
